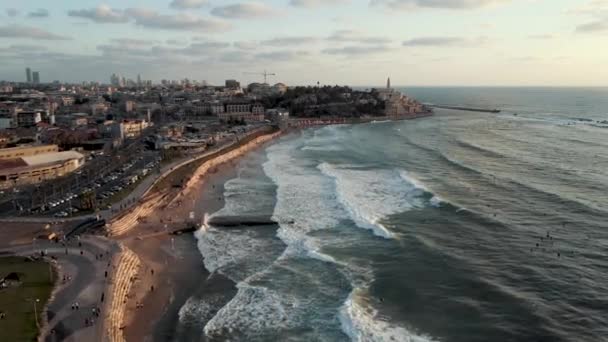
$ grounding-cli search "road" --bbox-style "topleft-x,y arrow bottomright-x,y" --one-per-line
2,236 -> 119,342
0,125 -> 273,224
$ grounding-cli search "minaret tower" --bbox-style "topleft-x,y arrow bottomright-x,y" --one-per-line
387,77 -> 391,89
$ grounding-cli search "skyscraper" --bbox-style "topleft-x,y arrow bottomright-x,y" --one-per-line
32,71 -> 40,84
26,68 -> 32,83
110,73 -> 120,86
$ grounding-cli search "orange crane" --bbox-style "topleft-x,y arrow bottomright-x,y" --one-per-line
244,70 -> 276,84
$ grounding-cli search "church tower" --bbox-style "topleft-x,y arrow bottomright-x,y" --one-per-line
387,77 -> 391,89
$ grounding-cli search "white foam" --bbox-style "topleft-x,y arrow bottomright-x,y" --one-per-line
319,163 -> 431,239
429,196 -> 443,208
195,225 -> 279,282
204,283 -> 292,337
301,145 -> 345,152
339,288 -> 436,342
398,170 -> 430,193
263,140 -> 345,259
178,293 -> 227,327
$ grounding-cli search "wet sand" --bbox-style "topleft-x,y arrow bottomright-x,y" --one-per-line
122,144 -> 262,341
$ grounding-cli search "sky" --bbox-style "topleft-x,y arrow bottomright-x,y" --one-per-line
0,0 -> 607,86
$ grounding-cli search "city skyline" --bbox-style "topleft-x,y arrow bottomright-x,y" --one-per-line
1,0 -> 607,86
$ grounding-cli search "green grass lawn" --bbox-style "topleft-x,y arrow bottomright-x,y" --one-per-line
0,256 -> 55,342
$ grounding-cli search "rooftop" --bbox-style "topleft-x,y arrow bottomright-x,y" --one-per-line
22,151 -> 84,167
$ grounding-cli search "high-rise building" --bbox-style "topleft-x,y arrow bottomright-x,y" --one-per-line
137,74 -> 142,87
32,71 -> 40,84
26,67 -> 32,83
110,73 -> 120,86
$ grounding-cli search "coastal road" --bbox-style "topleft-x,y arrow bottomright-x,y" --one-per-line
0,125 -> 272,225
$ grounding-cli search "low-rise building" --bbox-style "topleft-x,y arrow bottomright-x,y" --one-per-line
219,102 -> 264,122
16,111 -> 42,127
0,145 -> 59,159
0,85 -> 13,93
119,119 -> 150,139
0,150 -> 85,189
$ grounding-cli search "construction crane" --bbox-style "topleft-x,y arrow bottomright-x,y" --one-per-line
244,70 -> 276,84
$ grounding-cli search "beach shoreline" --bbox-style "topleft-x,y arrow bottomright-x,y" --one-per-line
108,128 -> 285,341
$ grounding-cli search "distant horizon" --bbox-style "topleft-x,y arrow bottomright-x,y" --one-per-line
2,78 -> 608,89
1,0 -> 607,86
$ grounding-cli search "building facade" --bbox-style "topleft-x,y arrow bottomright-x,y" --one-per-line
219,102 -> 265,122
0,145 -> 59,159
0,150 -> 85,189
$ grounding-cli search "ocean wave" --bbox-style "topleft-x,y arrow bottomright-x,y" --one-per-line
178,293 -> 228,328
263,141 -> 345,259
455,139 -> 506,159
301,145 -> 345,152
204,284 -> 290,338
318,164 -> 452,239
339,288 -> 436,342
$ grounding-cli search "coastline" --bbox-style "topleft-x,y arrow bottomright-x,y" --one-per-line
106,128 -> 285,341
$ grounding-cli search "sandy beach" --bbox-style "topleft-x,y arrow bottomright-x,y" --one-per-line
106,129 -> 283,341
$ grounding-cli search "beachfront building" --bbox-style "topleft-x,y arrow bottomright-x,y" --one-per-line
219,102 -> 265,123
0,145 -> 59,159
0,150 -> 85,189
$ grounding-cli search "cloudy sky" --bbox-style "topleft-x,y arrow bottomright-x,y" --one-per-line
0,0 -> 607,86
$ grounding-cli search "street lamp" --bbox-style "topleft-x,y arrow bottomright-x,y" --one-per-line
33,298 -> 40,328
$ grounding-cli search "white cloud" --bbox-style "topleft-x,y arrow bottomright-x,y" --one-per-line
327,30 -> 391,44
233,41 -> 258,50
290,0 -> 350,8
166,39 -> 188,45
6,8 -> 18,17
261,36 -> 319,46
576,20 -> 608,33
28,9 -> 50,18
68,5 -> 129,23
126,8 -> 231,31
370,0 -> 510,10
211,2 -> 280,19
570,0 -> 608,33
68,6 -> 231,31
0,25 -> 71,40
322,45 -> 392,55
169,0 -> 209,10
402,36 -> 488,47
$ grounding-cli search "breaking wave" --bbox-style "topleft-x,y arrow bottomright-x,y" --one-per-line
339,288 -> 436,342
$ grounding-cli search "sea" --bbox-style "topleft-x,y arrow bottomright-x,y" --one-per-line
183,87 -> 608,341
